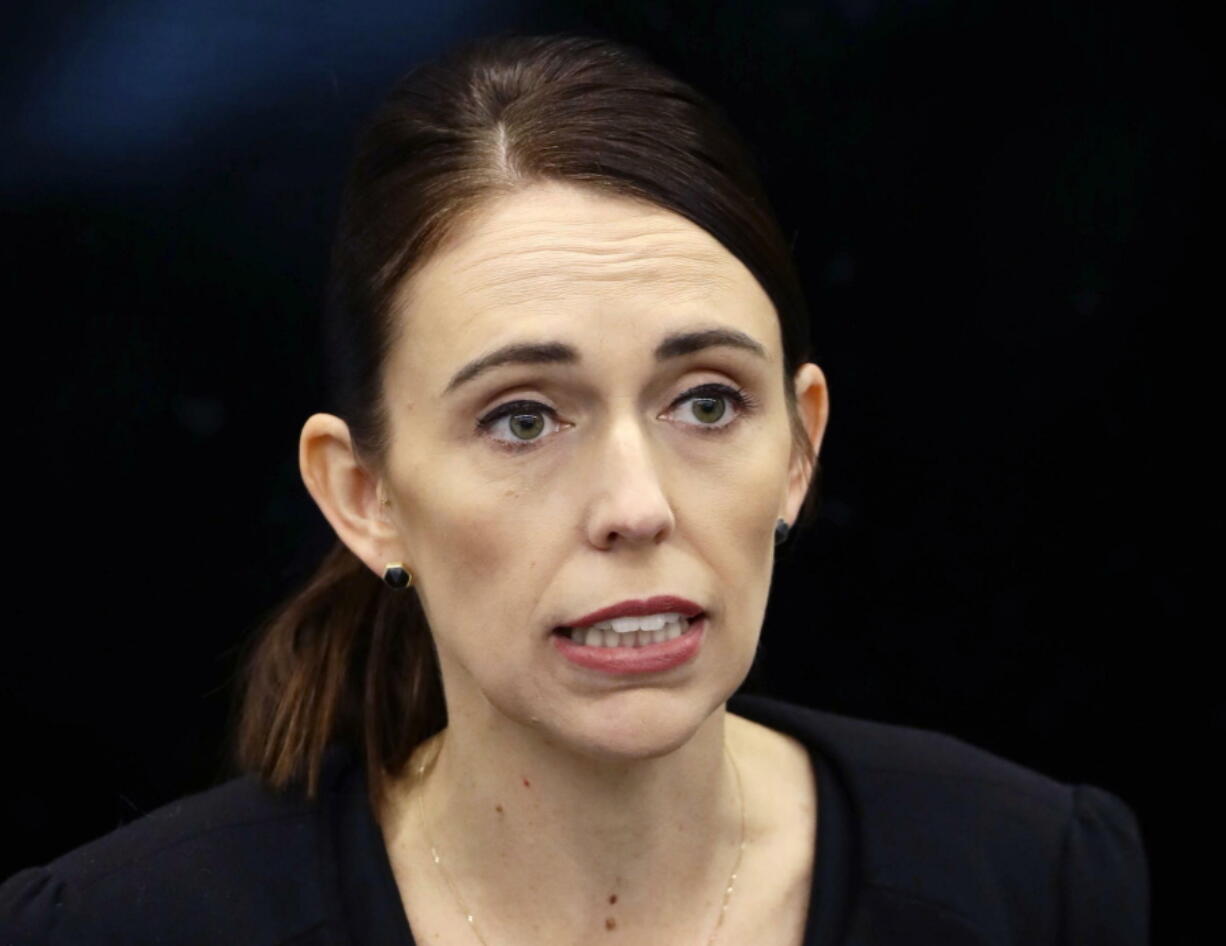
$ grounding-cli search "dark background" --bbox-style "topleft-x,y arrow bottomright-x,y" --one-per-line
2,1 -> 1216,942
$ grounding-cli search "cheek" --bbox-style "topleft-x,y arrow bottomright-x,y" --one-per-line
419,484 -> 532,583
399,462 -> 553,636
698,430 -> 790,605
695,430 -> 789,531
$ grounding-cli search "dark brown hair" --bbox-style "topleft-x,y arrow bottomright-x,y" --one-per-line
228,29 -> 822,813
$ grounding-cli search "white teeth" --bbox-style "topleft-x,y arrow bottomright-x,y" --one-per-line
579,611 -> 689,634
568,617 -> 689,648
615,614 -> 666,632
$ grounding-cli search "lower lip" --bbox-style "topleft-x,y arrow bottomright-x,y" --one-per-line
551,616 -> 706,675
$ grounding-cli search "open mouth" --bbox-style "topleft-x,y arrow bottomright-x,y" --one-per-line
552,612 -> 704,648
551,614 -> 707,674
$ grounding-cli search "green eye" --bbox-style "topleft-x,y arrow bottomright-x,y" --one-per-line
507,413 -> 546,440
688,395 -> 727,425
671,383 -> 756,429
477,400 -> 557,444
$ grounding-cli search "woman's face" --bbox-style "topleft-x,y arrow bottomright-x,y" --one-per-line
329,180 -> 826,760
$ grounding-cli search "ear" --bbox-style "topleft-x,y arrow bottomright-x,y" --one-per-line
298,412 -> 401,578
782,363 -> 830,525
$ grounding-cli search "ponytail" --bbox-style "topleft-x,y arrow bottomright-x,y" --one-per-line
229,539 -> 445,813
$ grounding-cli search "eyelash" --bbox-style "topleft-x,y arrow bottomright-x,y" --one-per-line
475,383 -> 761,453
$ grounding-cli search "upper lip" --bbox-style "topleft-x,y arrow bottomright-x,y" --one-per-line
560,595 -> 705,629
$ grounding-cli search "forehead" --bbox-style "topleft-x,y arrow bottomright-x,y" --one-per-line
390,182 -> 781,375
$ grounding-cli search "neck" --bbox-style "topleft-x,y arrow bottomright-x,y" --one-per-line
390,701 -> 748,943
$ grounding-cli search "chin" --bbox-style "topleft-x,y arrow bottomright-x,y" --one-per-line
555,687 -> 728,762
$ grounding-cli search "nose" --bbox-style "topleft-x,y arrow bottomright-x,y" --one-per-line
584,413 -> 676,550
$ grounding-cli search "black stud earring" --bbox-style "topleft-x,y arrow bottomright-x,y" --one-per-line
383,562 -> 413,589
774,518 -> 790,546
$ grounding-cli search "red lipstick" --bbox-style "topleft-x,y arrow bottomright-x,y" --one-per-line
559,595 -> 704,629
552,615 -> 706,675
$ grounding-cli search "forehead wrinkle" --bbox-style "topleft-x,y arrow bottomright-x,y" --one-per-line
448,205 -> 697,255
453,224 -> 729,268
450,243 -> 741,310
444,209 -> 728,269
469,264 -> 738,310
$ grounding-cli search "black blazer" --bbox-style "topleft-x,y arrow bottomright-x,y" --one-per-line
0,692 -> 1150,945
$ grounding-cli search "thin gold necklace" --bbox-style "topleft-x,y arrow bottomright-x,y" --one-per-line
411,730 -> 747,946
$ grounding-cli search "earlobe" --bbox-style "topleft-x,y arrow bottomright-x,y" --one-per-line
298,412 -> 397,576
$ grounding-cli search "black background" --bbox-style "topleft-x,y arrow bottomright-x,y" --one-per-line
2,1 -> 1216,942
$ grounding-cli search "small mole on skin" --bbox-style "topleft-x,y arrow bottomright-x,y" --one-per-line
522,778 -> 531,788
495,804 -> 503,813
608,894 -> 617,904
605,918 -> 617,931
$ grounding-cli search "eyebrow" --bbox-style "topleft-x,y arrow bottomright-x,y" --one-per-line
442,327 -> 768,396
